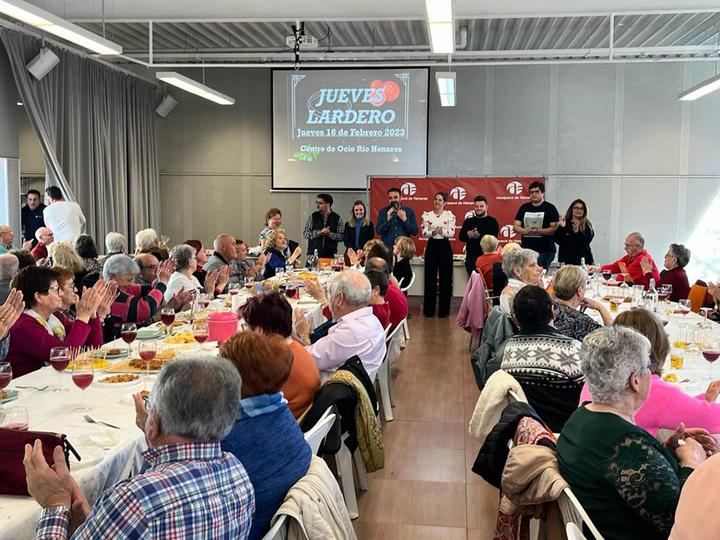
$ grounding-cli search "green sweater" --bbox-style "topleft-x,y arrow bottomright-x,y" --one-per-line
557,406 -> 693,540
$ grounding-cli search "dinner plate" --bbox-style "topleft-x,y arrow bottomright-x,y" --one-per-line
96,376 -> 143,388
136,328 -> 163,340
70,447 -> 105,469
102,349 -> 130,359
0,389 -> 19,404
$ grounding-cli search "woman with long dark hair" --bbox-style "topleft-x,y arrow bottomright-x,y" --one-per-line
421,192 -> 456,317
343,200 -> 375,253
554,198 -> 594,265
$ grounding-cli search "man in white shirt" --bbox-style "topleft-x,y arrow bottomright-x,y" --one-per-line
42,186 -> 86,242
295,270 -> 386,381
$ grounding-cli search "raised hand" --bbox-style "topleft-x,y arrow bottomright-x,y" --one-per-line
0,289 -> 24,340
167,290 -> 193,310
157,259 -> 175,284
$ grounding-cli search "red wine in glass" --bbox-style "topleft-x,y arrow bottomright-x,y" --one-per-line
161,312 -> 175,326
602,270 -> 612,281
0,372 -> 11,390
658,292 -> 671,301
286,287 -> 298,299
194,333 -> 208,343
121,330 -> 137,344
139,350 -> 156,364
72,373 -> 94,389
703,350 -> 720,363
50,356 -> 70,372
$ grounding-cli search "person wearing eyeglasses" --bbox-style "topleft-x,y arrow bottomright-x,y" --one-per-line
302,193 -> 344,259
554,199 -> 594,265
596,232 -> 661,289
513,181 -> 560,270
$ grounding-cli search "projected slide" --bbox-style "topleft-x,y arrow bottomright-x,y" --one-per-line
273,69 -> 428,191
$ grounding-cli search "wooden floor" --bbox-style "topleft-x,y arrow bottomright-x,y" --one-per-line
353,303 -> 500,539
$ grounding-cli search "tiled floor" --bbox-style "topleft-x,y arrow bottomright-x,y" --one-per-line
353,304 -> 500,539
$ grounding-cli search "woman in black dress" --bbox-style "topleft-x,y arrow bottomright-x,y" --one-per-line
554,199 -> 594,265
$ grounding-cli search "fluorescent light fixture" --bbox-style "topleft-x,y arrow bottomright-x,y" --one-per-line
425,0 -> 453,23
0,0 -> 122,55
156,72 -> 235,105
16,101 -> 23,106
436,72 -> 456,107
678,73 -> 720,101
425,0 -> 454,54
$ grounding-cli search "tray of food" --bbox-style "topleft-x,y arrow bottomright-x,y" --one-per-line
103,348 -> 177,373
97,374 -> 142,387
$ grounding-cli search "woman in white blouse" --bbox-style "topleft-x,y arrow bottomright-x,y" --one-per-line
164,244 -> 228,308
421,192 -> 456,317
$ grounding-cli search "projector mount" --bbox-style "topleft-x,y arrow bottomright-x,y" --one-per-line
287,21 -> 319,69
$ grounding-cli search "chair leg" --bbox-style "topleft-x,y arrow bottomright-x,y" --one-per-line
402,318 -> 410,341
335,445 -> 359,519
378,360 -> 394,422
352,448 -> 369,492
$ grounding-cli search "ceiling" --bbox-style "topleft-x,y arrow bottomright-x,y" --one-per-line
10,2 -> 720,66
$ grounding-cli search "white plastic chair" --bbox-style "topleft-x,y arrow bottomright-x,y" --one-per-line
261,514 -> 288,540
399,270 -> 416,293
375,321 -> 405,422
303,407 -> 337,455
399,272 -> 415,343
566,522 -> 587,540
383,322 -> 392,338
558,487 -> 605,540
335,432 -> 368,520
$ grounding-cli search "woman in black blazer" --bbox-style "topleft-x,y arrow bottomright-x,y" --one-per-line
343,200 -> 375,253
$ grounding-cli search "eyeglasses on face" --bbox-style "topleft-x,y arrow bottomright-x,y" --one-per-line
572,206 -> 584,210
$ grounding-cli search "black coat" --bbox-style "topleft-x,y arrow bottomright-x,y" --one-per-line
554,223 -> 594,265
343,221 -> 375,251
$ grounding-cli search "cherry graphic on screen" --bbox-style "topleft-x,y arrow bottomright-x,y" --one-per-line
383,80 -> 400,102
369,80 -> 387,106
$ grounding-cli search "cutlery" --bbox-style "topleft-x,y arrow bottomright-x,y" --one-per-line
15,385 -> 49,391
83,415 -> 120,430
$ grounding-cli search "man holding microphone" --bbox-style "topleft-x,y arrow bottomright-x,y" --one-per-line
459,195 -> 500,276
376,187 -> 419,247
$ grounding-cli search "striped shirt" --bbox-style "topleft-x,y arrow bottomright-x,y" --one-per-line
109,282 -> 166,328
36,442 -> 255,539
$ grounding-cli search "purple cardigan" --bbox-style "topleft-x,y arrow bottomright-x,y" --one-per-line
6,312 -> 103,378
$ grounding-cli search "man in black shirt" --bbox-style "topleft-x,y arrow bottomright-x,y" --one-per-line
302,193 -> 345,258
513,181 -> 560,269
458,195 -> 499,276
21,189 -> 45,245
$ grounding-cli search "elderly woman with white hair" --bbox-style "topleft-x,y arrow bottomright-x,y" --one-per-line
558,325 -> 715,540
164,244 -> 230,306
0,252 -> 19,304
103,254 -> 173,338
499,246 -> 544,314
135,228 -> 168,261
551,264 -> 612,341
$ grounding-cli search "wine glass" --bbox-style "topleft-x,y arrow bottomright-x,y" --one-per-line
700,307 -> 714,328
228,283 -> 240,296
49,346 -> 70,392
160,235 -> 170,247
120,322 -> 137,355
678,299 -> 692,318
702,339 -> 720,380
196,292 -> 210,310
0,363 -> 12,413
138,340 -> 157,390
192,320 -> 209,344
659,284 -> 672,302
0,406 -> 29,430
71,358 -> 93,412
160,308 -> 175,335
244,276 -> 254,292
602,269 -> 612,282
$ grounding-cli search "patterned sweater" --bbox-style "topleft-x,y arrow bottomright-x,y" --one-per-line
500,326 -> 583,431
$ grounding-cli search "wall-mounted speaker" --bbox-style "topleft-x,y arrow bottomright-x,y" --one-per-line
155,94 -> 177,117
26,48 -> 60,81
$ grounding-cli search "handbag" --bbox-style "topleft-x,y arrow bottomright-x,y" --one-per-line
0,428 -> 80,496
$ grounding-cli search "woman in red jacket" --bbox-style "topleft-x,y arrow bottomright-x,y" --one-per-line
6,266 -> 114,378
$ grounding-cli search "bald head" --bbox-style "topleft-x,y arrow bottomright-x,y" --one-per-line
213,234 -> 237,260
365,256 -> 390,276
35,227 -> 54,245
135,253 -> 159,283
0,253 -> 19,280
0,225 -> 13,247
624,232 -> 646,258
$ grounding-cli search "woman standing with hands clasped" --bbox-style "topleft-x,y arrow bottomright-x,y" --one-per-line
422,192 -> 456,318
554,199 -> 594,265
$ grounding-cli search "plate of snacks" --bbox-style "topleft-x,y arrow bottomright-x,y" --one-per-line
97,374 -> 142,387
0,389 -> 19,404
164,331 -> 196,344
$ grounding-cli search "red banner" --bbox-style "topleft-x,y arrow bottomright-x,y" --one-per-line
369,176 -> 545,255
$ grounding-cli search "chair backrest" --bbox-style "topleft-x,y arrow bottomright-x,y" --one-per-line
304,407 -> 337,455
399,271 -> 416,292
689,282 -> 708,313
261,514 -> 288,540
558,487 -> 605,540
566,522 -> 587,540
383,323 -> 392,337
385,319 -> 406,360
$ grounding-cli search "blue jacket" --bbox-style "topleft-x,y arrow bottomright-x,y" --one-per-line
376,205 -> 418,247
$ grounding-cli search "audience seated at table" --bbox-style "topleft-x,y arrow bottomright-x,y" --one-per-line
500,285 -> 583,431
99,232 -> 127,266
50,241 -> 86,285
392,235 -> 415,290
242,291 -> 320,418
6,266 -> 112,377
558,325 -> 713,540
598,231 -> 660,289
11,249 -> 36,271
134,252 -> 159,287
183,239 -> 208,286
219,332 -> 312,540
499,247 -> 544,315
24,356 -> 255,538
0,253 -> 18,304
474,234 -> 503,291
135,227 -> 168,261
580,308 -> 720,436
262,229 -> 302,279
234,240 -> 266,283
164,244 -> 229,306
295,270 -> 386,381
654,243 -> 691,302
551,264 -> 611,340
102,254 -> 171,339
205,234 -> 241,287
365,254 -> 408,332
31,227 -> 53,261
75,235 -> 103,275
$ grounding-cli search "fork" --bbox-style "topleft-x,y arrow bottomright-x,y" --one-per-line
83,415 -> 120,430
15,385 -> 49,391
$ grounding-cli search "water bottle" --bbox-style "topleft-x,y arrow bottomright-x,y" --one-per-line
647,279 -> 659,312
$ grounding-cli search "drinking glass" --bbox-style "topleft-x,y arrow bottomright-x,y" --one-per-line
49,346 -> 70,392
602,269 -> 612,282
678,299 -> 692,318
0,406 -> 29,430
702,339 -> 720,380
244,276 -> 254,292
192,320 -> 209,344
670,347 -> 684,370
196,292 -> 210,310
700,307 -> 714,328
228,283 -> 240,296
120,322 -> 137,355
71,358 -> 93,412
0,363 -> 12,413
160,308 -> 175,335
160,235 -> 170,247
672,324 -> 690,350
659,284 -> 672,302
138,341 -> 157,390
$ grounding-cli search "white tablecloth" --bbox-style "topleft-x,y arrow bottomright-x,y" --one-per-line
0,292 -> 324,539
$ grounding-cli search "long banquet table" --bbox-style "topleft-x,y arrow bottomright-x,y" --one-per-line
0,289 -> 324,540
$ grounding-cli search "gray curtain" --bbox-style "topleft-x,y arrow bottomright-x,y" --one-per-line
0,29 -> 161,243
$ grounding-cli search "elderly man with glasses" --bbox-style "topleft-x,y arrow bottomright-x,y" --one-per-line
302,193 -> 344,259
597,232 -> 660,290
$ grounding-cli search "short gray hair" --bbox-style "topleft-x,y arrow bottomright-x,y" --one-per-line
135,228 -> 158,251
0,253 -> 19,280
581,326 -> 651,404
103,254 -> 139,279
480,235 -> 498,253
170,244 -> 196,271
151,356 -> 242,441
552,265 -> 587,301
669,243 -> 691,268
628,232 -> 645,247
329,270 -> 371,306
502,248 -> 538,280
105,232 -> 127,254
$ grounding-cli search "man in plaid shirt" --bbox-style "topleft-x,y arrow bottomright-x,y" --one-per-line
24,357 -> 255,539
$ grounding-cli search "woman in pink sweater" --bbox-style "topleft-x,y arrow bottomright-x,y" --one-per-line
579,308 -> 720,435
6,266 -> 114,378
